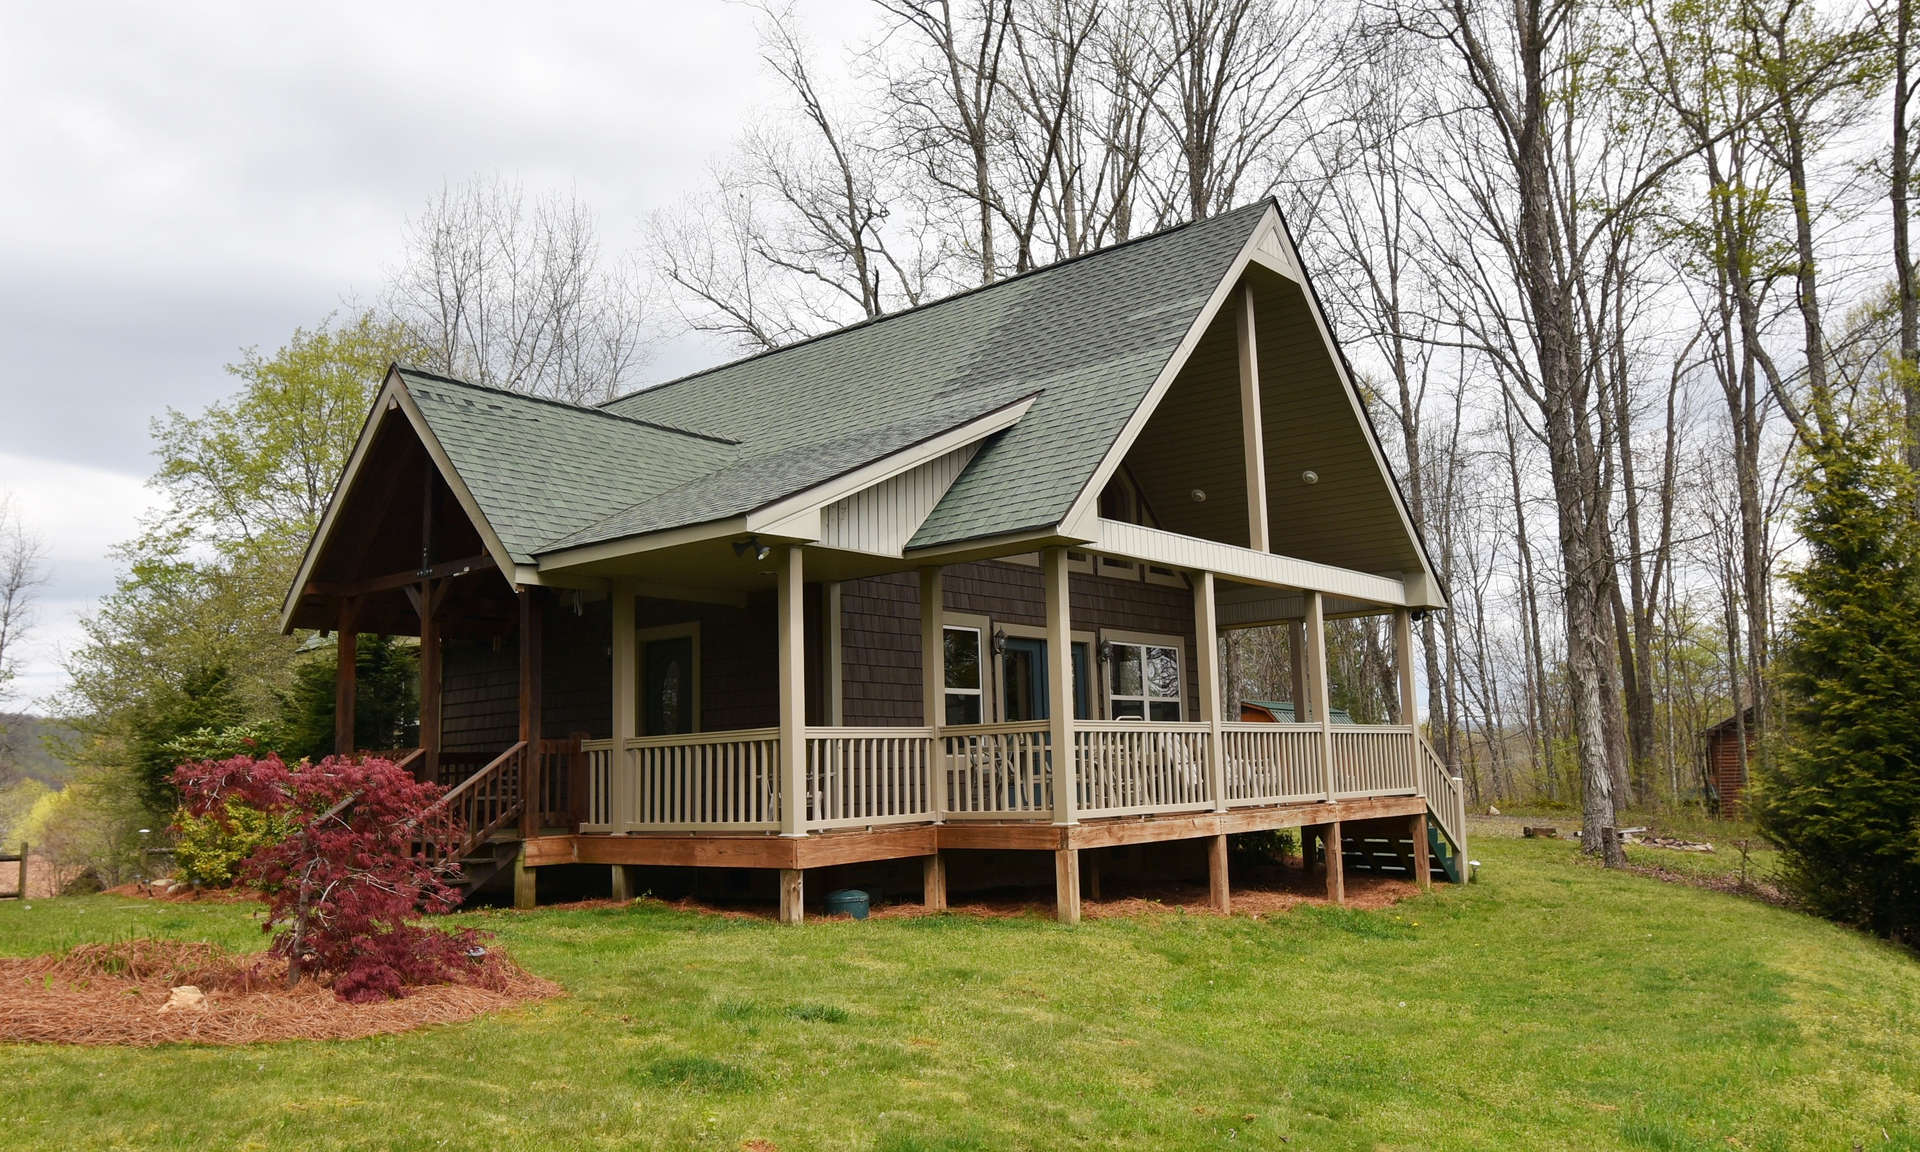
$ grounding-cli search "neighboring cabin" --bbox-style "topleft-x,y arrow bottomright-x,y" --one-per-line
280,199 -> 1467,922
1703,709 -> 1757,817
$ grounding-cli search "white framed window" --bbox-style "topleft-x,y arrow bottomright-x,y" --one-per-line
942,623 -> 986,725
1104,631 -> 1184,721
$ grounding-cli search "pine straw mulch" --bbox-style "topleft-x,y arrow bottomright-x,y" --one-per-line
0,939 -> 561,1047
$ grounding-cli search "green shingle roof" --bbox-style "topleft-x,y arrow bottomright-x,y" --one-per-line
398,203 -> 1269,561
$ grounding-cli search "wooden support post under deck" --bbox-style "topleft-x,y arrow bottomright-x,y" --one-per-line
1208,833 -> 1230,914
518,587 -> 544,838
1323,819 -> 1345,904
1042,547 -> 1077,826
1411,812 -> 1431,890
779,868 -> 805,924
513,844 -> 535,910
1054,847 -> 1081,925
1194,571 -> 1227,812
1236,283 -> 1270,552
610,864 -> 636,903
778,546 -> 807,839
610,579 -> 636,831
922,853 -> 947,912
1304,590 -> 1334,802
333,598 -> 357,757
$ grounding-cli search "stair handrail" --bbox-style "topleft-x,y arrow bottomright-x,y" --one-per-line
426,741 -> 529,866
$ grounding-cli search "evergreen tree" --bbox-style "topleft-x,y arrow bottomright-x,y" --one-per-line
275,637 -> 419,762
1755,412 -> 1920,948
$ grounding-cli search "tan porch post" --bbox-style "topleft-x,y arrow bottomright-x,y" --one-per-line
919,566 -> 945,900
1395,607 -> 1420,795
1304,590 -> 1334,802
1194,571 -> 1226,813
1042,547 -> 1079,925
777,546 -> 808,923
333,597 -> 357,757
1287,620 -> 1309,722
609,578 -> 637,898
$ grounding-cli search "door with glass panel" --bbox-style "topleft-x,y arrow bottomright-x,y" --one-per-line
1000,636 -> 1092,721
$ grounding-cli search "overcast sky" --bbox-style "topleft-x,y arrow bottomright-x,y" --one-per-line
0,1 -> 879,709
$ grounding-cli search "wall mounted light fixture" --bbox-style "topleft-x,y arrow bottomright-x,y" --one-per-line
731,535 -> 773,561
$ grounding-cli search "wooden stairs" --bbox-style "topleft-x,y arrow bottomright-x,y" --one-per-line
1338,819 -> 1466,884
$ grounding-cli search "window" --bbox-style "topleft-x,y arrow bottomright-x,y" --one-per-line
943,625 -> 984,724
1108,639 -> 1183,721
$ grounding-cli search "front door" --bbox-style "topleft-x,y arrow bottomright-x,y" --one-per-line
642,634 -> 696,735
1000,637 -> 1092,721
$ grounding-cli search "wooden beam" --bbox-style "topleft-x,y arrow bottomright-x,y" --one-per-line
1208,833 -> 1230,913
1288,620 -> 1308,721
922,853 -> 947,912
1411,812 -> 1431,891
778,546 -> 807,838
519,587 -> 543,839
1054,848 -> 1081,925
610,581 -> 636,830
333,597 -> 358,757
779,868 -> 805,924
1324,819 -> 1346,904
919,567 -> 943,730
1394,607 -> 1421,801
1042,547 -> 1077,826
513,845 -> 535,909
306,552 -> 495,601
416,580 -> 442,784
610,864 -> 636,902
1236,283 -> 1270,551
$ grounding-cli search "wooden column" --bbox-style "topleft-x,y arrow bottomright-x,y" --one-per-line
778,546 -> 808,839
779,868 -> 805,924
1054,847 -> 1081,925
610,579 -> 637,832
513,844 -> 535,910
518,587 -> 544,839
1304,591 -> 1334,801
1411,812 -> 1432,890
1236,283 -> 1270,552
1208,833 -> 1230,914
1288,620 -> 1309,722
1394,607 -> 1421,799
922,854 -> 947,912
920,566 -> 944,817
333,598 -> 358,757
1194,571 -> 1227,812
1042,547 -> 1077,827
1324,819 -> 1346,904
408,580 -> 444,784
610,864 -> 636,902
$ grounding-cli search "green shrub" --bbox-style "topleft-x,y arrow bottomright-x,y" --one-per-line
172,799 -> 294,887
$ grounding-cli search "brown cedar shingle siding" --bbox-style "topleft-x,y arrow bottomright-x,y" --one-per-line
1707,726 -> 1751,816
541,598 -> 611,739
839,560 -> 1199,726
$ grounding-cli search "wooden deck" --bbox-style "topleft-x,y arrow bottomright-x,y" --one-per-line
520,793 -> 1427,870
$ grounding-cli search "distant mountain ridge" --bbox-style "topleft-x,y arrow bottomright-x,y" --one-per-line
0,714 -> 79,787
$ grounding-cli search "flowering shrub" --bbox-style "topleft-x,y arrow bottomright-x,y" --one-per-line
173,799 -> 294,887
173,754 -> 496,1002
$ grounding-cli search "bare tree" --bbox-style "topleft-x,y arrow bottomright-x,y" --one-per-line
389,177 -> 649,403
0,497 -> 47,782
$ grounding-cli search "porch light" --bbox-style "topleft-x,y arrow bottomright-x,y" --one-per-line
1096,639 -> 1113,664
732,535 -> 772,562
991,627 -> 1007,655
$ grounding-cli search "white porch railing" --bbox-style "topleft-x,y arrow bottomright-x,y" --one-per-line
940,721 -> 1054,819
1075,722 -> 1213,817
576,722 -> 1465,848
1221,722 -> 1323,806
805,727 -> 937,829
1330,725 -> 1419,798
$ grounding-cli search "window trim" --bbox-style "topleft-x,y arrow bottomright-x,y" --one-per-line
940,612 -> 993,726
1101,628 -> 1186,722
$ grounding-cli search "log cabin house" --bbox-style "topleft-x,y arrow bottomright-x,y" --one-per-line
280,199 -> 1465,923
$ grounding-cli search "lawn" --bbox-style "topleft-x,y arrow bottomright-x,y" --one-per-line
2,830 -> 1917,1152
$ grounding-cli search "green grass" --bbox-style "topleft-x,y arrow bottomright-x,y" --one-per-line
3,836 -> 1918,1151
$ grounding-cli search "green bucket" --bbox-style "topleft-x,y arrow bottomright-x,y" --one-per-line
824,889 -> 870,920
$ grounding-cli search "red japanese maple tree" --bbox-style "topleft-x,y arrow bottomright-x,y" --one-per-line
173,754 -> 495,1002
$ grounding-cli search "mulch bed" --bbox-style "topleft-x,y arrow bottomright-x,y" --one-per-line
100,880 -> 266,903
0,939 -> 561,1047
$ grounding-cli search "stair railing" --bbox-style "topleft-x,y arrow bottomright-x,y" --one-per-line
424,741 -> 529,867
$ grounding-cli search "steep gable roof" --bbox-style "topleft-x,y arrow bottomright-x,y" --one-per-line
603,201 -> 1271,550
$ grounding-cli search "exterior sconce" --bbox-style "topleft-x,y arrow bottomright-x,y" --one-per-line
991,627 -> 1007,655
1096,639 -> 1113,664
732,535 -> 773,561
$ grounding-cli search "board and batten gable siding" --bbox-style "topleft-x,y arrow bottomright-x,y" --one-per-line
838,559 -> 1200,726
819,444 -> 980,556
